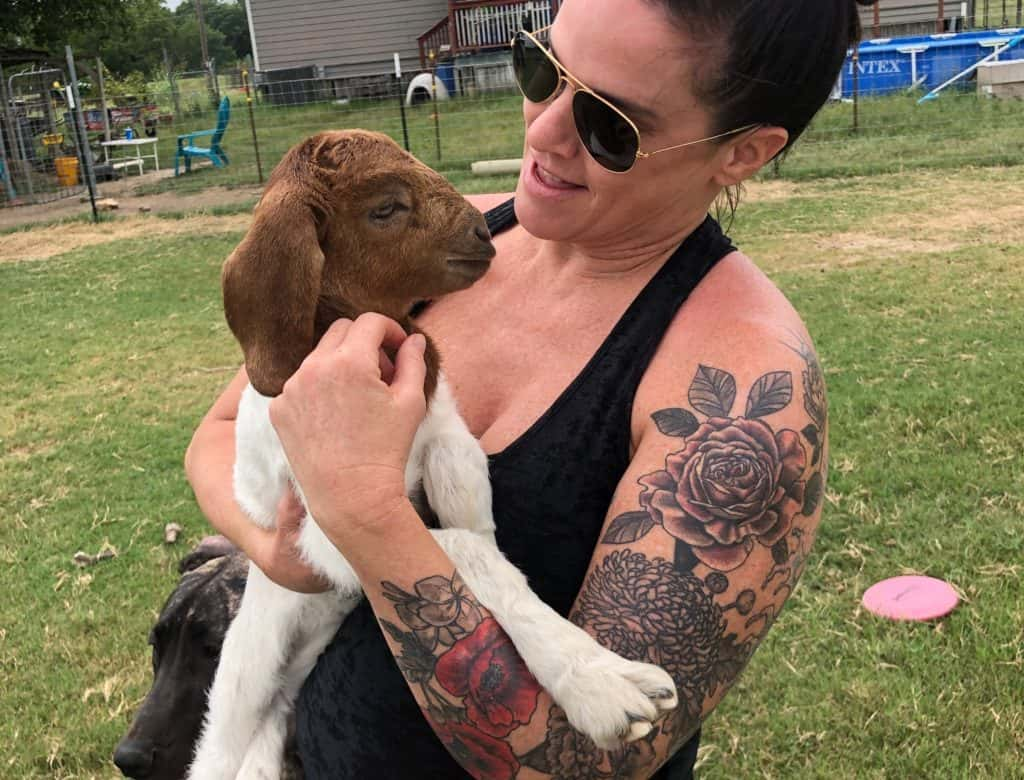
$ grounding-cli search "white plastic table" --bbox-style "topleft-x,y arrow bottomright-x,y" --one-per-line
100,137 -> 160,176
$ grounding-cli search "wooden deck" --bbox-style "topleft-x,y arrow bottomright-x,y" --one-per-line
418,0 -> 560,67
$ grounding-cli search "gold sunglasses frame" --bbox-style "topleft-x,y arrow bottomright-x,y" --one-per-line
511,26 -> 760,173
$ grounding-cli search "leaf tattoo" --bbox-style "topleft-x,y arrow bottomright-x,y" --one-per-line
688,365 -> 736,418
603,511 -> 655,544
745,371 -> 793,418
651,408 -> 700,438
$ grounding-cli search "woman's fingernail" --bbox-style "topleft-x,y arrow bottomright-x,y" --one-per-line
412,334 -> 426,353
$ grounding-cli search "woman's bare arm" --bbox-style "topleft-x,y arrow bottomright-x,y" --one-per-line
274,315 -> 827,778
184,365 -> 328,593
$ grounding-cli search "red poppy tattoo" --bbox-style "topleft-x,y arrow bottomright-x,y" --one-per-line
436,617 -> 543,738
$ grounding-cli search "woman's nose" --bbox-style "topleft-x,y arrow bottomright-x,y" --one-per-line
524,81 -> 580,162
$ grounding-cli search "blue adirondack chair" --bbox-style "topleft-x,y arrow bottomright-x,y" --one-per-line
175,96 -> 231,176
0,158 -> 15,201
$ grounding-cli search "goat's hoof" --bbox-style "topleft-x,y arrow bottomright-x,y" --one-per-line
551,650 -> 677,751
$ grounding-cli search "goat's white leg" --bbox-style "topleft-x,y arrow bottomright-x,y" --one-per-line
430,529 -> 678,751
235,593 -> 353,780
417,375 -> 495,536
188,564 -> 323,780
235,690 -> 291,780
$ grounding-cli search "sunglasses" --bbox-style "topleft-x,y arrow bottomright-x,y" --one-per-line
511,26 -> 759,174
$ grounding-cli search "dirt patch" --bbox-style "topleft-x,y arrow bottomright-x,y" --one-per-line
892,200 -> 1024,245
741,179 -> 802,203
0,170 -> 262,231
1,213 -> 251,263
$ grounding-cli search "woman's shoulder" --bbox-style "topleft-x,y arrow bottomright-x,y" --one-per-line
634,249 -> 817,430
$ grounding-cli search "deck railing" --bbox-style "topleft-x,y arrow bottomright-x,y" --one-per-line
418,0 -> 559,67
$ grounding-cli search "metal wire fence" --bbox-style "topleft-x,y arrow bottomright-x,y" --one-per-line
2,31 -> 1024,213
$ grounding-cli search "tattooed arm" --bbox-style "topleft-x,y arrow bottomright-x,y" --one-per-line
325,327 -> 828,779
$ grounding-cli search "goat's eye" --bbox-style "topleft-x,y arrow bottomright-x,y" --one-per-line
370,201 -> 406,221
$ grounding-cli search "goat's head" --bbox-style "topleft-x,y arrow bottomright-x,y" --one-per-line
222,130 -> 495,397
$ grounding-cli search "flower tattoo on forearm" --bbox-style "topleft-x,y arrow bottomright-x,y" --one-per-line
381,347 -> 827,778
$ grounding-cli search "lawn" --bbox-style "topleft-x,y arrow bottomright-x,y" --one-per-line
106,81 -> 1024,195
1,161 -> 1023,777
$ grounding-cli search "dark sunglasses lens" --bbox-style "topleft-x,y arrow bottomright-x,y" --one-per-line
512,34 -> 560,103
572,91 -> 638,173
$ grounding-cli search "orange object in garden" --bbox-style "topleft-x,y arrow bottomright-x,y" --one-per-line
54,156 -> 80,186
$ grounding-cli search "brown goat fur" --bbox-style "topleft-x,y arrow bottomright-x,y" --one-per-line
222,130 -> 495,398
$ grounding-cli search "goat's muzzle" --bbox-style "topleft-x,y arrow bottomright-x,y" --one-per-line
446,217 -> 496,284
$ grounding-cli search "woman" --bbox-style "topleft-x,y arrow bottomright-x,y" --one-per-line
186,0 -> 864,776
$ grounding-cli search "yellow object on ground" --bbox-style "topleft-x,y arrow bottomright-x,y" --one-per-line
54,156 -> 79,187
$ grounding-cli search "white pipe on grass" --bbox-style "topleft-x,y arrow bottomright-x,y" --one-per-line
470,158 -> 522,176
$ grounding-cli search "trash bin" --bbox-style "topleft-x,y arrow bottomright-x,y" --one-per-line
54,156 -> 80,186
436,63 -> 457,96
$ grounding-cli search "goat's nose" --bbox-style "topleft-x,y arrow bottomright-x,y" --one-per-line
474,222 -> 492,243
113,739 -> 154,778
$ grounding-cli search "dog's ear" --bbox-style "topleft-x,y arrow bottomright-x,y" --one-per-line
222,145 -> 331,397
178,535 -> 239,574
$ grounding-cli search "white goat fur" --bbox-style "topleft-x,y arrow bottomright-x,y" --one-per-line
188,363 -> 678,780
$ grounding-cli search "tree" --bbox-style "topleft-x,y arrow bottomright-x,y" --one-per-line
173,1 -> 251,62
1,0 -> 128,51
204,1 -> 251,60
65,0 -> 174,76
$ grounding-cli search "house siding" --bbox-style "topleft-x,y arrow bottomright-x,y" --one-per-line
249,0 -> 448,77
857,0 -> 957,33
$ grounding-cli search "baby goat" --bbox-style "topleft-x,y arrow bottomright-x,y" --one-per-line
188,130 -> 677,779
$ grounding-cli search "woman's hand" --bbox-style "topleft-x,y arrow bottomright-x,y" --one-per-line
268,313 -> 428,551
248,488 -> 331,594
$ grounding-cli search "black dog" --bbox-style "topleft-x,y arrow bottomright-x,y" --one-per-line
113,537 -> 302,779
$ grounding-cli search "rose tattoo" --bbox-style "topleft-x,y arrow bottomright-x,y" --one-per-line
640,416 -> 806,571
606,365 -> 809,573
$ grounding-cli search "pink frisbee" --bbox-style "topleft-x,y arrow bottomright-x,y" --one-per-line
862,575 -> 959,621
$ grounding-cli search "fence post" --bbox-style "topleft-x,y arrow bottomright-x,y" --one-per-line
241,68 -> 264,184
852,49 -> 860,134
394,53 -> 410,151
65,46 -> 99,223
96,58 -> 111,144
1,65 -> 36,200
0,65 -> 15,201
429,53 -> 442,162
209,58 -> 221,106
163,47 -> 183,122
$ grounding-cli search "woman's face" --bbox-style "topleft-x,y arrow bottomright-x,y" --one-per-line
514,0 -> 725,249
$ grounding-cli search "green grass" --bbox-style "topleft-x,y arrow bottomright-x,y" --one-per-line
1,166 -> 1023,777
131,88 -> 527,194
120,84 -> 1024,197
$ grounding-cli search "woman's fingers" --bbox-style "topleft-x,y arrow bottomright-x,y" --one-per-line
276,487 -> 306,531
392,333 -> 428,408
315,317 -> 354,353
310,314 -> 408,383
341,313 -> 411,363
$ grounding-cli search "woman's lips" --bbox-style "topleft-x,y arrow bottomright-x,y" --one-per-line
535,164 -> 579,189
527,160 -> 585,197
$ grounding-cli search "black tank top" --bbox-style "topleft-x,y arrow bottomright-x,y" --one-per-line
295,200 -> 736,778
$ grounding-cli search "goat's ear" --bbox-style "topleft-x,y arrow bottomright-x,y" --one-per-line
222,186 -> 326,396
178,535 -> 238,574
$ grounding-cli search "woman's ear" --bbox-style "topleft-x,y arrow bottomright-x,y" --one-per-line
712,126 -> 789,187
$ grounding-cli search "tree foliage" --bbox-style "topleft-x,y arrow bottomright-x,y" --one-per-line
3,0 -> 251,77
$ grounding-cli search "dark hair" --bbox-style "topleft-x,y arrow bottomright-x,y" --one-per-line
652,0 -> 872,155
